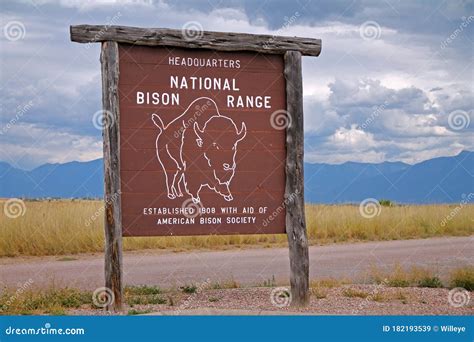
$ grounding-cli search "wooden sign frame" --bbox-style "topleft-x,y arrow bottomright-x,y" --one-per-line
70,25 -> 321,310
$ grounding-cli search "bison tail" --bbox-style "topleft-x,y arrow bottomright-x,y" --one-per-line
151,113 -> 164,133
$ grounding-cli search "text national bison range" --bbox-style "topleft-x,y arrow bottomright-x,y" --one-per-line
118,45 -> 286,236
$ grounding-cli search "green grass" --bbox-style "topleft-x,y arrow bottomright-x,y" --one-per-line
127,308 -> 153,315
125,285 -> 166,305
1,268 -> 472,315
0,200 -> 473,257
125,285 -> 161,296
127,295 -> 166,305
369,265 -> 471,289
450,267 -> 474,291
417,276 -> 443,288
179,284 -> 197,294
378,199 -> 394,207
370,265 -> 439,287
0,287 -> 91,315
0,285 -> 170,315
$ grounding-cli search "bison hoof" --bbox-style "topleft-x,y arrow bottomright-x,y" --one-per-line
167,193 -> 176,200
224,194 -> 233,201
192,197 -> 200,204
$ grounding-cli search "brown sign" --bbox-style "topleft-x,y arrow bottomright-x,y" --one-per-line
118,45 -> 286,236
71,24 -> 321,309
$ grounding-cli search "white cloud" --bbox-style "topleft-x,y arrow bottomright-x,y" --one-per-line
303,76 -> 473,164
329,125 -> 376,147
1,0 -> 472,168
0,123 -> 102,169
29,0 -> 155,11
381,112 -> 451,137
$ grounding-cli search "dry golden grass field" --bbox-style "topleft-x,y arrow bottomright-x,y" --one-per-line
0,199 -> 472,257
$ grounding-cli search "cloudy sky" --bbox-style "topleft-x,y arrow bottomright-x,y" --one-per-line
1,0 -> 473,169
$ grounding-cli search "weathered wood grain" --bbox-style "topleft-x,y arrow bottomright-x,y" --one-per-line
284,50 -> 310,306
101,41 -> 123,311
70,25 -> 321,56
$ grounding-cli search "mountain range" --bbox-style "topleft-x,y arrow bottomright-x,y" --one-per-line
0,151 -> 472,204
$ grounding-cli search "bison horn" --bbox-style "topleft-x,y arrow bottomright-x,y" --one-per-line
194,122 -> 204,147
236,122 -> 247,142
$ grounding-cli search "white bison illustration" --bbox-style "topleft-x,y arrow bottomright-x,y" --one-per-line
151,97 -> 247,204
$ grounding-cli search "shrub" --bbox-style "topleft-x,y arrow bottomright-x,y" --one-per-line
450,267 -> 474,291
180,284 -> 197,294
125,285 -> 161,296
417,276 -> 443,288
126,295 -> 166,305
343,288 -> 369,298
379,199 -> 394,207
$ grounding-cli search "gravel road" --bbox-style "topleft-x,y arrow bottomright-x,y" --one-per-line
0,236 -> 472,290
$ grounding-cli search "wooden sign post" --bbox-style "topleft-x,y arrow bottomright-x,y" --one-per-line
284,51 -> 309,305
101,41 -> 123,310
71,25 -> 321,310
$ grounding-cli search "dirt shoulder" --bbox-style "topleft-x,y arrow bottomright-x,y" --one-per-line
68,285 -> 473,316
